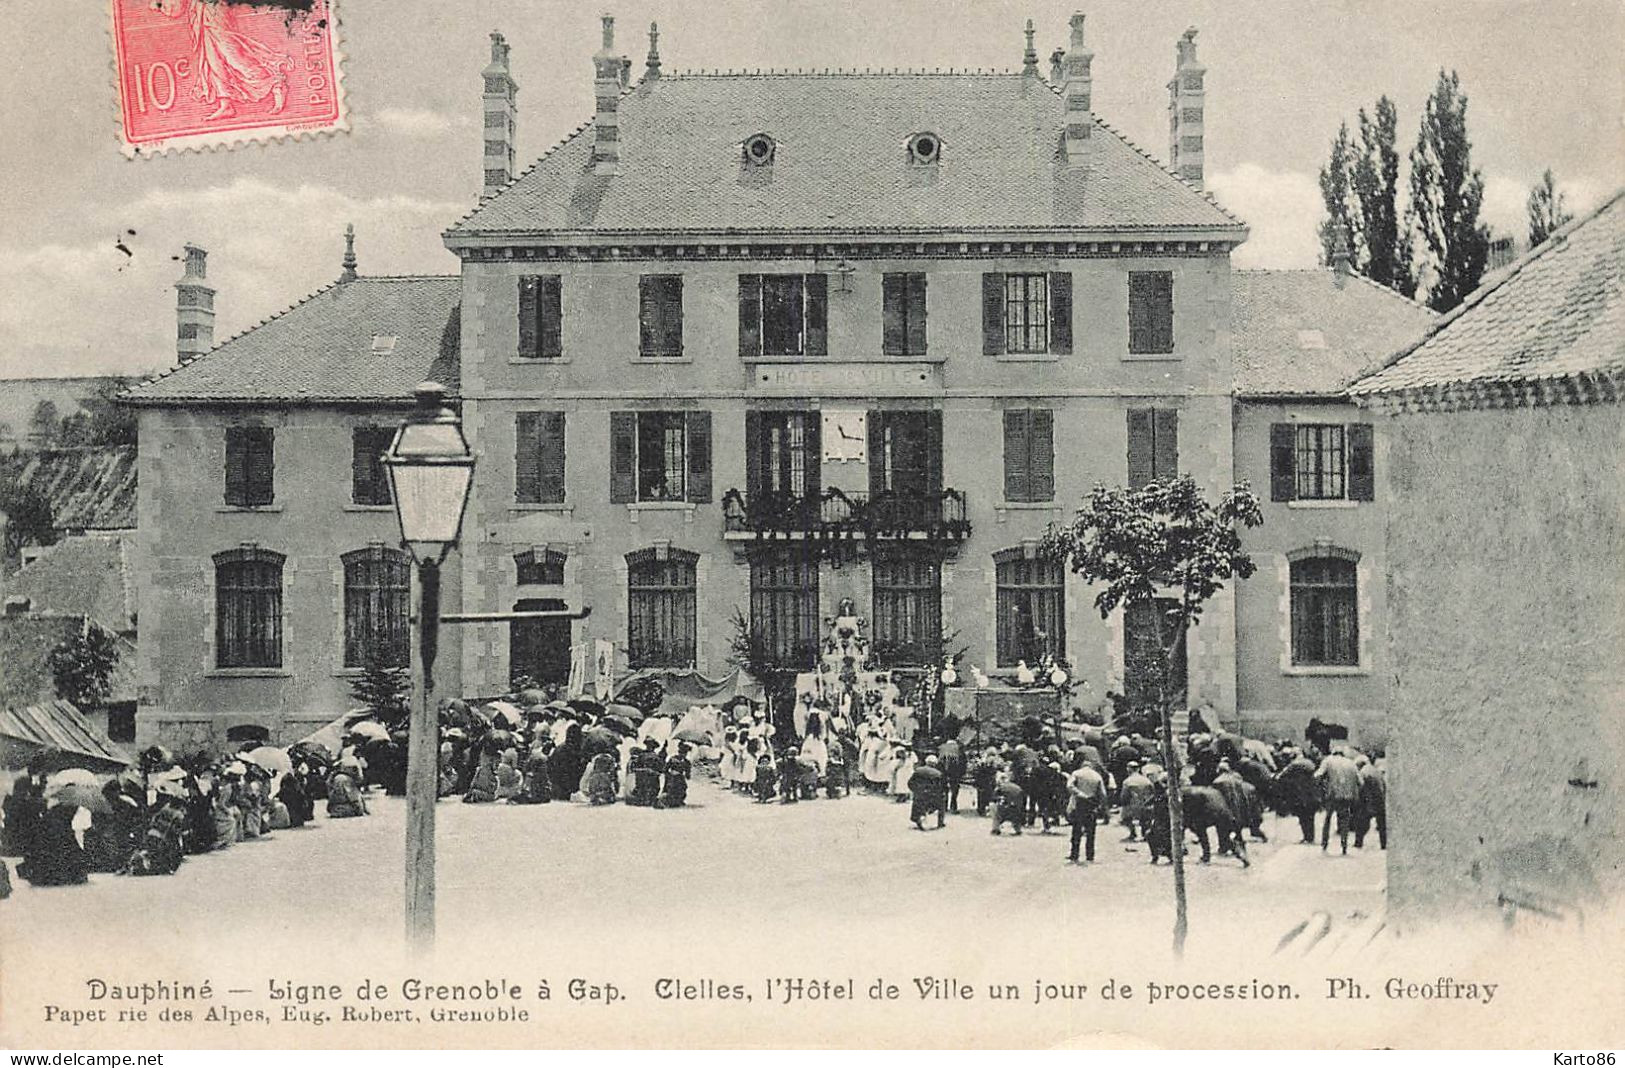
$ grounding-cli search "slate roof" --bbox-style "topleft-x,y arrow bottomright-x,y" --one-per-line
447,71 -> 1245,238
123,276 -> 461,405
1351,188 -> 1625,398
1,447 -> 137,532
1230,270 -> 1436,397
9,534 -> 137,634
0,698 -> 130,770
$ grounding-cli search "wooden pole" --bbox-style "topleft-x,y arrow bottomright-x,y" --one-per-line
404,559 -> 441,953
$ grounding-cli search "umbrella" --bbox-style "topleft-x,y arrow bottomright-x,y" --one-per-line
487,701 -> 525,727
516,688 -> 548,706
47,782 -> 112,814
288,741 -> 333,766
139,745 -> 176,772
581,725 -> 621,756
48,768 -> 100,789
242,747 -> 293,776
567,696 -> 604,713
605,702 -> 648,724
483,728 -> 517,751
348,720 -> 390,743
602,716 -> 637,736
467,703 -> 495,726
672,726 -> 713,745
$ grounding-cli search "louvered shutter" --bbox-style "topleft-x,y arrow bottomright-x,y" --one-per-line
686,410 -> 712,503
1347,423 -> 1375,501
1003,409 -> 1029,502
882,274 -> 905,356
514,412 -> 541,503
350,430 -> 372,505
1127,409 -> 1154,489
738,274 -> 761,358
1128,274 -> 1152,354
1152,273 -> 1174,352
517,277 -> 538,359
982,273 -> 1006,355
906,273 -> 928,356
804,273 -> 828,356
662,276 -> 683,356
867,410 -> 885,498
540,276 -> 563,357
1270,423 -> 1296,501
224,427 -> 247,506
1153,408 -> 1179,480
1029,408 -> 1054,500
610,411 -> 637,503
539,411 -> 566,504
638,276 -> 658,357
744,411 -> 763,499
924,410 -> 943,493
247,427 -> 274,506
803,412 -> 822,501
1049,271 -> 1073,354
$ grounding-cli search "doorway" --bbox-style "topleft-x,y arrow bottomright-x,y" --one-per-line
509,597 -> 571,688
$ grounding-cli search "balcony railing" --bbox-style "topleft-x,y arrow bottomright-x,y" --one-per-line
721,486 -> 971,540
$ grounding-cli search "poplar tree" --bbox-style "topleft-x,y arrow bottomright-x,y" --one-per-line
1317,122 -> 1358,268
1409,69 -> 1489,312
1352,97 -> 1414,295
1526,169 -> 1574,248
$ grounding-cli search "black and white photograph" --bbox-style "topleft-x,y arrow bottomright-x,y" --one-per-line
0,0 -> 1620,1052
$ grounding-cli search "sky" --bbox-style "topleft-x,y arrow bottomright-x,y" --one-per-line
0,0 -> 1619,378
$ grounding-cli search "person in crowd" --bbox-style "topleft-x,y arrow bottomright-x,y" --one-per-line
279,766 -> 312,827
209,772 -> 239,848
970,748 -> 1001,818
1274,746 -> 1321,845
753,751 -> 778,804
889,746 -> 918,805
464,743 -> 498,804
823,740 -> 849,799
1182,784 -> 1249,867
778,746 -> 804,805
326,761 -> 369,818
1118,761 -> 1153,842
583,752 -> 619,806
1066,758 -> 1108,864
938,736 -> 965,814
907,754 -> 947,831
1315,748 -> 1362,855
1144,777 -> 1173,864
1213,760 -> 1267,843
19,794 -> 92,886
494,749 -> 523,802
989,771 -> 1025,836
2,767 -> 48,859
660,743 -> 692,808
1031,760 -> 1067,833
90,778 -> 145,872
628,738 -> 664,807
1354,756 -> 1388,850
513,742 -> 553,805
550,722 -> 585,802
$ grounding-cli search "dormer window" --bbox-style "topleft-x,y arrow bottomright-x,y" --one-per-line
743,133 -> 776,166
371,335 -> 398,355
908,132 -> 941,165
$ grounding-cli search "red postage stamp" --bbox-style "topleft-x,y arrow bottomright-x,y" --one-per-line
110,0 -> 346,157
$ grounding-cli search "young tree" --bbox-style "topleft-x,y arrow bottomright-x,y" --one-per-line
47,623 -> 122,709
1043,475 -> 1263,956
1317,122 -> 1358,268
1410,69 -> 1490,312
28,400 -> 60,445
1526,169 -> 1574,248
0,482 -> 58,561
1352,96 -> 1415,296
348,650 -> 411,727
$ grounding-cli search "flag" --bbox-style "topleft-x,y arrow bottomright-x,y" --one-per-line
593,639 -> 616,700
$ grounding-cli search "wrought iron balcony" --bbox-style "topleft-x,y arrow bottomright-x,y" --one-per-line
721,486 -> 971,541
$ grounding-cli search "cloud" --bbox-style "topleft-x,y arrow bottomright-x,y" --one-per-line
1206,164 -> 1325,270
1482,171 -> 1609,243
0,178 -> 466,378
374,107 -> 473,138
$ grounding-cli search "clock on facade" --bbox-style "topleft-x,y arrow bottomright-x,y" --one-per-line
822,410 -> 867,462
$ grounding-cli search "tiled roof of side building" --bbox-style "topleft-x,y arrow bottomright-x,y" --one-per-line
1231,269 -> 1436,397
0,446 -> 138,531
122,276 -> 461,405
447,72 -> 1245,238
1350,188 -> 1625,398
8,534 -> 137,634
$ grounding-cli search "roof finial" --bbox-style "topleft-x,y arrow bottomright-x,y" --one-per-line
1023,18 -> 1038,75
340,223 -> 358,282
646,21 -> 661,78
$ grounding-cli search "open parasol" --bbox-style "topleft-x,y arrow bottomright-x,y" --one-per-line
487,701 -> 525,728
47,768 -> 100,789
602,715 -> 638,736
242,746 -> 293,776
47,781 -> 112,815
348,720 -> 391,743
672,725 -> 713,745
605,702 -> 647,724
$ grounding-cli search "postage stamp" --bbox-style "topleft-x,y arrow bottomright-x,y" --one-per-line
110,0 -> 346,157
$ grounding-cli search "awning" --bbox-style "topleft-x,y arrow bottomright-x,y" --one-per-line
0,698 -> 131,772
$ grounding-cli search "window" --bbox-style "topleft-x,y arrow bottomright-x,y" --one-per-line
224,426 -> 274,507
871,552 -> 941,666
1128,271 -> 1175,354
743,133 -> 776,166
980,271 -> 1072,355
882,273 -> 928,356
738,274 -> 828,358
351,426 -> 394,506
1270,422 -> 1374,502
750,550 -> 820,667
746,411 -> 820,501
627,548 -> 698,668
610,411 -> 711,504
867,410 -> 942,500
995,549 -> 1065,667
1002,409 -> 1054,502
639,274 -> 684,357
515,548 -> 566,586
517,275 -> 563,359
1126,408 -> 1179,489
1291,555 -> 1359,666
907,132 -> 941,165
515,411 -> 566,504
342,546 -> 410,669
1123,597 -> 1185,709
214,547 -> 284,669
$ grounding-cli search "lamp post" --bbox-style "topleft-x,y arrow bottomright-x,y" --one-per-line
382,381 -> 474,953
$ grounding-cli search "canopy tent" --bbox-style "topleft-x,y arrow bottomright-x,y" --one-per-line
0,698 -> 131,773
614,666 -> 763,722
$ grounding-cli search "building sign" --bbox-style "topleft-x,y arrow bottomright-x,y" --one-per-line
822,410 -> 867,462
753,362 -> 938,396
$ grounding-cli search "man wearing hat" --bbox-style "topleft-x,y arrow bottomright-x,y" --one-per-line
1065,759 -> 1108,863
1118,760 -> 1153,842
907,754 -> 947,830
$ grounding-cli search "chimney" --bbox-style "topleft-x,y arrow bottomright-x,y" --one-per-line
1022,19 -> 1039,77
1331,220 -> 1352,285
174,243 -> 215,365
1061,12 -> 1093,165
482,30 -> 518,199
592,15 -> 622,175
645,22 -> 661,79
1049,47 -> 1065,85
1167,27 -> 1205,186
4,595 -> 32,617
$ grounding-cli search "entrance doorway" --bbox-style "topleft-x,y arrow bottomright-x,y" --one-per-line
509,597 -> 571,688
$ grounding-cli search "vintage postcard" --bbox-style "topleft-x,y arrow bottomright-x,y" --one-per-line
1,0 -> 1621,1052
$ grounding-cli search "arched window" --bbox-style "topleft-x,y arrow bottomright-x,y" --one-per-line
1290,554 -> 1359,666
627,547 -> 698,668
994,548 -> 1065,667
342,546 -> 411,668
515,548 -> 566,586
871,550 -> 941,666
214,547 -> 284,668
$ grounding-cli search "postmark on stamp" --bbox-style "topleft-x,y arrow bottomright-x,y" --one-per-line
110,0 -> 346,157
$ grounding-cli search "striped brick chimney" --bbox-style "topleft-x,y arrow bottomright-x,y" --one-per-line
482,31 -> 518,199
1061,12 -> 1093,165
1167,27 -> 1205,186
174,244 -> 214,365
592,14 -> 623,175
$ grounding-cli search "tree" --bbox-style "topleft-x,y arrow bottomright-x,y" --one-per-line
348,650 -> 411,727
1527,169 -> 1574,248
28,400 -> 60,445
1042,475 -> 1263,956
47,623 -> 122,709
1410,69 -> 1490,312
1352,96 -> 1415,295
0,481 -> 57,561
1317,122 -> 1358,268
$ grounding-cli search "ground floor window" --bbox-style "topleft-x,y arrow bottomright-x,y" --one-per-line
627,548 -> 698,668
214,547 -> 284,669
1123,598 -> 1185,709
510,597 -> 571,687
1290,555 -> 1359,665
342,546 -> 410,668
749,550 -> 819,669
871,552 -> 942,666
994,549 -> 1065,667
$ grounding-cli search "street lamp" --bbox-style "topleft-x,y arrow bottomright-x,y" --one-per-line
383,381 -> 474,952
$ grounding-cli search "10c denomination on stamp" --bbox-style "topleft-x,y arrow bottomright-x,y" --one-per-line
110,0 -> 346,157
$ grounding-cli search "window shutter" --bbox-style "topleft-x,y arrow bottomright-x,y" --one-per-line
1154,273 -> 1174,353
1153,408 -> 1179,480
686,410 -> 712,503
351,430 -> 372,504
804,273 -> 828,356
638,276 -> 657,357
882,274 -> 905,356
610,411 -> 637,503
248,428 -> 274,506
925,409 -> 943,493
514,412 -> 541,503
1347,423 -> 1375,501
1030,408 -> 1054,500
1128,274 -> 1152,354
738,274 -> 761,358
907,273 -> 928,356
224,427 -> 246,506
1003,409 -> 1029,502
1270,422 -> 1297,501
867,410 -> 885,499
540,276 -> 563,357
982,273 -> 1006,355
1126,408 -> 1154,489
1048,271 -> 1073,354
663,276 -> 683,356
517,277 -> 538,359
539,411 -> 566,504
803,413 -> 822,501
744,411 -> 763,499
